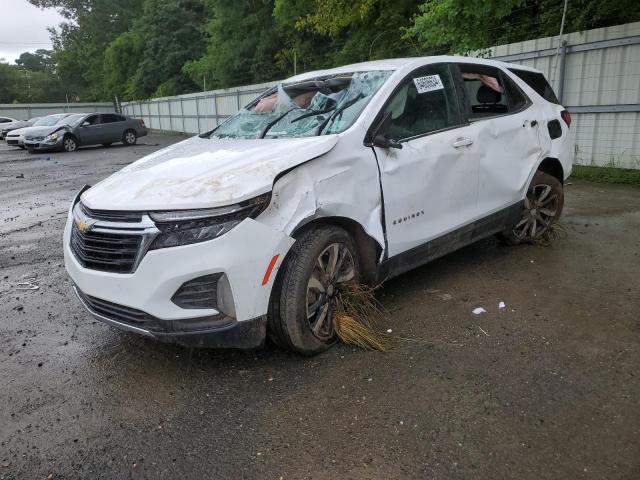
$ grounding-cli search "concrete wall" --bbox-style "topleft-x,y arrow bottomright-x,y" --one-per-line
0,102 -> 116,121
122,22 -> 640,169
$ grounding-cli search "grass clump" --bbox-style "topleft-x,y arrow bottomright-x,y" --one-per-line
334,283 -> 394,352
570,164 -> 640,185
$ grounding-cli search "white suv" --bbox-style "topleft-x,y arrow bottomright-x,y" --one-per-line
64,56 -> 572,355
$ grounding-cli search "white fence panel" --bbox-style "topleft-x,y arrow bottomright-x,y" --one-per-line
0,102 -> 115,121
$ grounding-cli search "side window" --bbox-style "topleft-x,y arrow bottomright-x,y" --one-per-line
85,115 -> 100,126
509,69 -> 560,104
455,64 -> 529,119
102,114 -> 125,123
383,64 -> 461,141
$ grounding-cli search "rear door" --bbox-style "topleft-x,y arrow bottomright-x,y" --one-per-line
101,113 -> 127,142
451,63 -> 543,215
372,63 -> 479,257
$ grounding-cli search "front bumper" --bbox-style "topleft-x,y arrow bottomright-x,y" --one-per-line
64,213 -> 294,348
6,137 -> 23,146
73,285 -> 267,348
24,136 -> 63,151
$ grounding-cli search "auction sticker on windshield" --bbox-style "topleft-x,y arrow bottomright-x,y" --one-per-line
413,75 -> 444,94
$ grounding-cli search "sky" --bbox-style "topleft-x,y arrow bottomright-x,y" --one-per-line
0,0 -> 66,64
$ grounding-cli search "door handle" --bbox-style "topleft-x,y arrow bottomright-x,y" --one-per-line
452,137 -> 473,148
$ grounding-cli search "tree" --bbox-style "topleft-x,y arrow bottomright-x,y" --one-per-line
15,49 -> 55,72
29,0 -> 144,100
405,0 -> 640,53
133,0 -> 205,97
184,0 -> 289,89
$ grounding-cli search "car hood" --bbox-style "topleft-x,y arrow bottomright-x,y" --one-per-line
23,125 -> 67,137
7,126 -> 31,136
2,121 -> 29,132
81,135 -> 339,211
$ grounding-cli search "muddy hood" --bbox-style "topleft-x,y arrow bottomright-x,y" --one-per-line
81,135 -> 339,211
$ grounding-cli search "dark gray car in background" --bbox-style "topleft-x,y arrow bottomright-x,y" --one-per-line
24,112 -> 147,153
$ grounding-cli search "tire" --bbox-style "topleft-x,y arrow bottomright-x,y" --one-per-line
122,129 -> 137,145
62,135 -> 78,153
268,225 -> 360,355
19,145 -> 25,150
102,143 -> 112,147
498,170 -> 564,245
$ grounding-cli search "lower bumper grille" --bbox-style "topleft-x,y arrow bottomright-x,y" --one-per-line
75,287 -> 159,331
71,224 -> 143,273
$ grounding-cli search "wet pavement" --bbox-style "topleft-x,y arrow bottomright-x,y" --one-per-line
1,136 -> 639,479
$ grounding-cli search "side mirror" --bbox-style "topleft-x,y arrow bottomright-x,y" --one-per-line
370,111 -> 402,149
81,121 -> 90,127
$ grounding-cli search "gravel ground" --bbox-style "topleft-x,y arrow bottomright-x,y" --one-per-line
1,136 -> 639,480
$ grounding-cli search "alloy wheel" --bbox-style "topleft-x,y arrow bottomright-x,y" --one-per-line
125,132 -> 136,144
305,243 -> 356,339
513,184 -> 559,240
63,138 -> 77,152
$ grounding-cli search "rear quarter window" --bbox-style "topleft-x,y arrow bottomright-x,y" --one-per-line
509,69 -> 560,104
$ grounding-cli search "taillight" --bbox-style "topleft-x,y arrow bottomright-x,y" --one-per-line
138,119 -> 146,127
560,110 -> 571,127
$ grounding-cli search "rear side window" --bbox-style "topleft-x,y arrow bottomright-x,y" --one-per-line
102,114 -> 125,123
383,64 -> 461,141
453,64 -> 530,119
508,69 -> 560,104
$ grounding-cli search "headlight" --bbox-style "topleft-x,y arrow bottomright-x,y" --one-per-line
149,192 -> 271,250
45,132 -> 59,142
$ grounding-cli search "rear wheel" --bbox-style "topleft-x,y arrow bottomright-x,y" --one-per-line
268,225 -> 359,355
123,129 -> 137,145
63,135 -> 78,152
499,170 -> 564,244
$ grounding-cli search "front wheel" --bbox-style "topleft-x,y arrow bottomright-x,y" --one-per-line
62,135 -> 78,152
499,170 -> 564,244
268,225 -> 359,355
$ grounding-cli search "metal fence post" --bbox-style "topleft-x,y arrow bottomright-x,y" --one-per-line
168,99 -> 172,132
558,40 -> 568,104
195,94 -> 201,134
180,97 -> 185,133
213,92 -> 218,129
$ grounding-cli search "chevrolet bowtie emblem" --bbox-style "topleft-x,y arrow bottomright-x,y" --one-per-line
75,218 -> 91,233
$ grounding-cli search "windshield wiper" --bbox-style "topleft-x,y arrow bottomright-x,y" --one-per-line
259,107 -> 299,138
315,94 -> 364,135
289,105 -> 335,123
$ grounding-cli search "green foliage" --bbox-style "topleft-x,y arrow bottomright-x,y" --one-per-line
20,0 -> 640,101
184,0 -> 289,89
571,165 -> 640,185
0,50 -> 66,103
406,0 -> 640,53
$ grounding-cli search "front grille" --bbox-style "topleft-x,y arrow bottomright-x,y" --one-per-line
75,288 -> 159,330
71,224 -> 143,273
80,203 -> 143,223
27,136 -> 44,142
7,140 -> 18,145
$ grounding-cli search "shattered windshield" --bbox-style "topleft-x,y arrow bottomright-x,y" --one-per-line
211,70 -> 393,139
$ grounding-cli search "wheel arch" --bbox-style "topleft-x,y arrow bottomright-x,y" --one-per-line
536,157 -> 564,184
290,216 -> 382,285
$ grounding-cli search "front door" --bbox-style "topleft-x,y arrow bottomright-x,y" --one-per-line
77,114 -> 104,145
372,63 -> 479,258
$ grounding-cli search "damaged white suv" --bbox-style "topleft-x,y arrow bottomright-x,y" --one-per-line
64,56 -> 572,355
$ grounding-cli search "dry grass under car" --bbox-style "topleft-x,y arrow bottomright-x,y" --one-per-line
334,283 -> 394,352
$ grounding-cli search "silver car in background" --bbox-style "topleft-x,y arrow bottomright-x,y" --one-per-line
24,112 -> 148,153
1,117 -> 39,140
